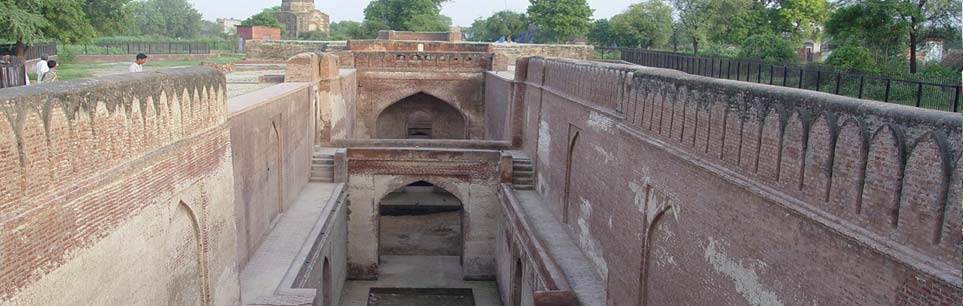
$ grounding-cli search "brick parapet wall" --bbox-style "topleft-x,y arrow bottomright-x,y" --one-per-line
376,30 -> 461,42
491,44 -> 594,71
523,56 -> 962,286
353,51 -> 493,72
347,40 -> 491,53
244,40 -> 347,60
0,67 -> 234,303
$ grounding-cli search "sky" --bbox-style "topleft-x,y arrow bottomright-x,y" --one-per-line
190,0 -> 639,26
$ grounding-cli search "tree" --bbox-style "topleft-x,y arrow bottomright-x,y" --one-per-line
128,0 -> 203,38
825,0 -> 908,67
362,0 -> 450,33
527,0 -> 593,43
329,21 -> 367,40
774,0 -> 828,42
609,0 -> 673,49
0,0 -> 127,57
671,0 -> 712,54
587,19 -> 617,47
894,0 -> 962,73
738,33 -> 797,62
241,6 -> 283,29
486,11 -> 530,42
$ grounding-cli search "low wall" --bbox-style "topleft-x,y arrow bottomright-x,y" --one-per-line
245,40 -> 347,60
484,72 -> 515,141
228,81 -> 317,268
376,30 -> 461,42
491,44 -> 594,70
0,68 -> 240,305
517,57 -> 962,305
348,40 -> 491,52
353,51 -> 493,72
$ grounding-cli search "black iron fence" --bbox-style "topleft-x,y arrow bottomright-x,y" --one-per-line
619,48 -> 963,113
0,42 -> 58,60
76,42 -> 216,55
0,60 -> 27,88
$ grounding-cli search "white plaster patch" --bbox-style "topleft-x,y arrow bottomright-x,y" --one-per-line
654,246 -> 676,267
537,120 -> 551,162
577,197 -> 608,280
629,181 -> 647,214
704,238 -> 785,306
592,144 -> 614,164
587,111 -> 615,134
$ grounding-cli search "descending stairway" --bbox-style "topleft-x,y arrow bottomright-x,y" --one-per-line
512,158 -> 534,190
310,146 -> 335,183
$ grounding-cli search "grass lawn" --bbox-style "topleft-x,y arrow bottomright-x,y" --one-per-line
28,53 -> 245,81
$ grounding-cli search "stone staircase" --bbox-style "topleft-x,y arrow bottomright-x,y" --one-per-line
512,158 -> 534,190
310,147 -> 335,183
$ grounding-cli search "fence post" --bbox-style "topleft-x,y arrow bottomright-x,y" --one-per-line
915,83 -> 923,107
858,76 -> 865,98
783,67 -> 788,86
127,43 -> 130,54
189,44 -> 192,54
769,65 -> 774,84
798,69 -> 804,88
954,86 -> 960,112
757,64 -> 762,83
736,62 -> 741,80
816,71 -> 821,92
834,73 -> 842,95
169,43 -> 172,54
106,44 -> 109,55
84,44 -> 88,55
884,79 -> 891,102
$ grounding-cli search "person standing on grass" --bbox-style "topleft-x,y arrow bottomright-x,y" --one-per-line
41,60 -> 58,83
35,55 -> 49,84
129,53 -> 147,73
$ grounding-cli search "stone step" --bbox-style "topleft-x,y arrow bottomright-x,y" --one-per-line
513,165 -> 533,172
513,178 -> 533,184
513,170 -> 533,177
311,171 -> 333,178
514,184 -> 534,190
310,177 -> 334,183
312,158 -> 334,165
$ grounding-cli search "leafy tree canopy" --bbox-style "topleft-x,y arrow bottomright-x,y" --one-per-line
241,6 -> 283,29
0,0 -> 129,56
527,0 -> 593,43
825,45 -> 876,71
363,0 -> 450,34
587,19 -> 617,47
609,0 -> 673,49
738,33 -> 797,62
128,0 -> 203,39
470,11 -> 529,42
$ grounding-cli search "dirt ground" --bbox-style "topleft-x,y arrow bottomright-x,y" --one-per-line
380,211 -> 462,256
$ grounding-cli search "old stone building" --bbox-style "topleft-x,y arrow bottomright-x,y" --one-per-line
0,31 -> 960,306
276,0 -> 330,37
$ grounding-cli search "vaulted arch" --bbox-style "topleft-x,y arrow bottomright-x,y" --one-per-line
375,92 -> 468,139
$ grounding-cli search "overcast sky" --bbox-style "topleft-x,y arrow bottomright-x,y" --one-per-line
190,0 -> 639,26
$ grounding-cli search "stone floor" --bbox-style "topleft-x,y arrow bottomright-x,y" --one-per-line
340,256 -> 502,306
239,182 -> 338,305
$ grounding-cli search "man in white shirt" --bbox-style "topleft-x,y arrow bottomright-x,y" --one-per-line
35,55 -> 49,84
129,53 -> 147,73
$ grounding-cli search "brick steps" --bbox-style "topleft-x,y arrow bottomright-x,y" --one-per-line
512,158 -> 534,190
310,146 -> 335,183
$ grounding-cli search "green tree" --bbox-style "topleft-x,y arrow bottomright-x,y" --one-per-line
587,19 -> 617,47
484,11 -> 529,42
362,0 -> 450,33
609,0 -> 673,49
329,21 -> 367,40
894,0 -> 962,73
825,0 -> 908,67
128,0 -> 203,38
671,0 -> 712,54
774,0 -> 828,42
738,33 -> 797,62
241,6 -> 283,29
527,0 -> 593,43
0,0 -> 127,57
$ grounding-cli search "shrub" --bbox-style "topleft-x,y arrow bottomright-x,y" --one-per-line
825,45 -> 876,72
738,34 -> 797,63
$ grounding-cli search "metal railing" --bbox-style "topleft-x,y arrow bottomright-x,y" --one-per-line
0,60 -> 27,88
77,42 -> 216,55
0,42 -> 58,60
618,48 -> 963,113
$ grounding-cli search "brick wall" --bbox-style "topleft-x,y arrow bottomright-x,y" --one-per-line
515,57 -> 962,305
0,68 -> 240,305
484,72 -> 514,141
376,30 -> 461,42
244,40 -> 347,60
352,51 -> 493,72
348,40 -> 491,52
238,25 -> 281,41
491,44 -> 594,71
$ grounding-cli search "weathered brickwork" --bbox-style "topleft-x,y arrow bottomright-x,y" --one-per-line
491,44 -> 594,71
353,51 -> 493,72
513,57 -> 962,305
375,30 -> 461,42
484,72 -> 515,141
0,68 -> 240,305
244,40 -> 347,60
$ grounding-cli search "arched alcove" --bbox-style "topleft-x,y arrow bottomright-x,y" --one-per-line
378,181 -> 464,258
375,92 -> 467,139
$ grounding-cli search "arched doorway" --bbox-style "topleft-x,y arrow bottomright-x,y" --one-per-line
511,258 -> 523,306
376,93 -> 468,140
378,181 -> 464,258
321,257 -> 332,306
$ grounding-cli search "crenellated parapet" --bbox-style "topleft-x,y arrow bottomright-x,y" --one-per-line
524,57 -> 962,283
0,67 -> 226,218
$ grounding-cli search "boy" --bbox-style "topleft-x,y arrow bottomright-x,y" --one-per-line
41,60 -> 58,83
129,53 -> 148,73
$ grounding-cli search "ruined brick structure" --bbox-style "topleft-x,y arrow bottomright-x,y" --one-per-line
276,0 -> 330,37
1,31 -> 960,306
